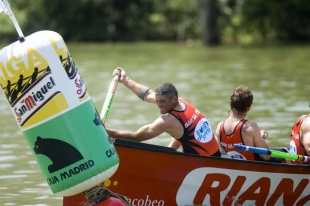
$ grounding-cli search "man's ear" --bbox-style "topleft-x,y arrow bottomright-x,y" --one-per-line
172,96 -> 178,103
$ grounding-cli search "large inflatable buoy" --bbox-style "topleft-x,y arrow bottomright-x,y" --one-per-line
0,30 -> 119,196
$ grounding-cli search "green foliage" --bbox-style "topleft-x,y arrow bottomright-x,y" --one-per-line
268,0 -> 310,42
1,0 -> 310,44
0,0 -> 27,42
150,0 -> 200,41
216,0 -> 310,44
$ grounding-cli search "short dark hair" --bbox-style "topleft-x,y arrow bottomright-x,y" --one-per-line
229,85 -> 253,112
155,83 -> 178,98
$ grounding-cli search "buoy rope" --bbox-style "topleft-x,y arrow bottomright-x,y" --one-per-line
82,185 -> 130,206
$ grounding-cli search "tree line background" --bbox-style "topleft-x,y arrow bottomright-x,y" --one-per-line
1,0 -> 310,45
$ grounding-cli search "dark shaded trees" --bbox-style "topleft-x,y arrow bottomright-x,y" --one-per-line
1,0 -> 310,44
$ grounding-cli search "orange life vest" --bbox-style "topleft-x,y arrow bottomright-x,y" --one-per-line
219,119 -> 262,161
289,115 -> 308,164
169,99 -> 220,156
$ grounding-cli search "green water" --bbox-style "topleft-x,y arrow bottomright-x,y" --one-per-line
1,42 -> 309,205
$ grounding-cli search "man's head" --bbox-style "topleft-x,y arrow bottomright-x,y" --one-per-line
155,83 -> 178,114
230,85 -> 253,112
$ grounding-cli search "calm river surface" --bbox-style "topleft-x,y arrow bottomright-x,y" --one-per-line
0,42 -> 310,205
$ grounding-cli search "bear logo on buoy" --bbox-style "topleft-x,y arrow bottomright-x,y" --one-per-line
33,136 -> 84,173
93,112 -> 104,126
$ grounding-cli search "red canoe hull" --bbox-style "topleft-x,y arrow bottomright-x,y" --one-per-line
63,140 -> 310,205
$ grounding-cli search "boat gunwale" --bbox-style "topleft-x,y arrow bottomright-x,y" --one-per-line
114,139 -> 310,170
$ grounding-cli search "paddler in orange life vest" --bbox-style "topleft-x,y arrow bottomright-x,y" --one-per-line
106,67 -> 221,157
214,85 -> 285,163
289,113 -> 310,164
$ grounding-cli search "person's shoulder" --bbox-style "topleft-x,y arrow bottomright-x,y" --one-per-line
153,115 -> 174,128
216,121 -> 224,127
215,121 -> 224,134
243,120 -> 260,131
161,113 -> 177,122
303,115 -> 310,122
301,116 -> 310,130
243,119 -> 258,125
157,114 -> 181,130
296,114 -> 309,122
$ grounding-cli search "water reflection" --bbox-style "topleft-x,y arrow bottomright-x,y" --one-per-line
1,43 -> 310,205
